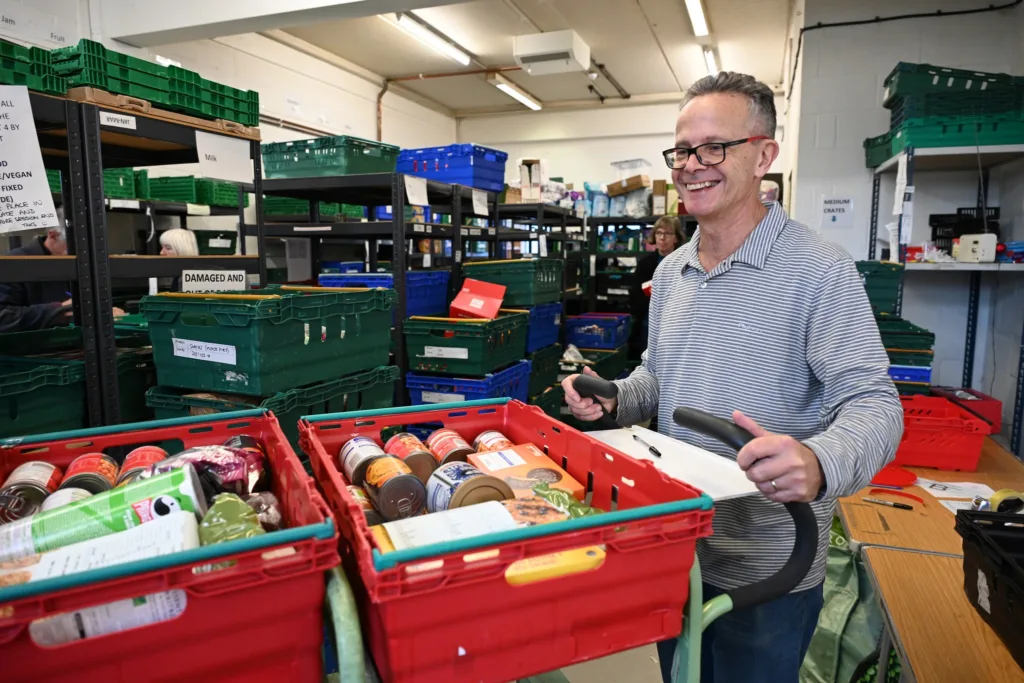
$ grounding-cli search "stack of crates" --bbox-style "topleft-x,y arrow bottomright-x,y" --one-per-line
856,261 -> 903,315
262,195 -> 365,220
139,287 -> 398,465
396,144 -> 508,192
51,39 -> 259,127
261,136 -> 399,179
0,37 -> 65,95
876,313 -> 936,395
148,175 -> 249,208
864,62 -> 1024,168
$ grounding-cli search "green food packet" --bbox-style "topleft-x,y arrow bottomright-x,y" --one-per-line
532,482 -> 603,518
199,493 -> 265,546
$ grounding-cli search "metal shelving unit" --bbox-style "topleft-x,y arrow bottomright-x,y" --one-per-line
495,203 -> 587,307
868,145 -> 1024,456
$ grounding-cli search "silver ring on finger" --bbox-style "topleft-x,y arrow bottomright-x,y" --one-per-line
770,480 -> 779,492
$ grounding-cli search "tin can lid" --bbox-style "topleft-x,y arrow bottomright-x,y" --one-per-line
450,475 -> 514,509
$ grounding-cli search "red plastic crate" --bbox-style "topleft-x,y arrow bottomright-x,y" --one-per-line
300,398 -> 714,683
930,386 -> 1003,433
894,395 -> 991,471
0,409 -> 339,683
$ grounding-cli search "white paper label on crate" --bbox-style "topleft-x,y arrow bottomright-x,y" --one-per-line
819,196 -> 853,229
468,228 -> 480,236
196,131 -> 252,184
181,270 -> 246,292
172,338 -> 237,365
422,253 -> 432,268
455,249 -> 462,263
590,255 -> 597,277
186,203 -> 211,216
208,238 -> 232,249
383,501 -> 515,551
420,391 -> 466,404
893,153 -> 908,216
468,298 -> 485,310
0,86 -> 59,234
471,189 -> 489,216
413,225 -> 425,233
424,346 -> 469,359
148,278 -> 158,296
539,234 -> 548,257
108,199 -> 140,210
404,175 -> 429,207
99,111 -> 137,130
608,288 -> 629,296
292,226 -> 331,232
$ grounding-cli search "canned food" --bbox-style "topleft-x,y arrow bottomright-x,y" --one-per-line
426,461 -> 514,513
363,456 -> 426,521
339,436 -> 386,485
60,453 -> 119,494
0,461 -> 64,524
426,428 -> 474,465
346,484 -> 385,527
473,430 -> 515,453
39,487 -> 92,512
117,446 -> 168,486
384,432 -> 438,484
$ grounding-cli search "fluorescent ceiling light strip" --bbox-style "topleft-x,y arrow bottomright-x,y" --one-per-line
703,48 -> 718,75
381,13 -> 470,66
495,82 -> 542,111
685,0 -> 710,37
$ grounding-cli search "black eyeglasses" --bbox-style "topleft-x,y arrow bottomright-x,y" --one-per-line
662,136 -> 770,169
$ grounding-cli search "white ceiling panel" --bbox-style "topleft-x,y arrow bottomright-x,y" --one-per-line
707,0 -> 790,86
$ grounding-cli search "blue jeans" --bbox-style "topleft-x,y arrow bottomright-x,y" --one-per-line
656,582 -> 824,683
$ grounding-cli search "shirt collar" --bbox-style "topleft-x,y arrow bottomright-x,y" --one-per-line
680,201 -> 788,273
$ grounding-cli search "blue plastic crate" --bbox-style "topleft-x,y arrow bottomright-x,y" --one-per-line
525,302 -> 563,353
406,360 -> 532,405
888,364 -> 932,384
565,313 -> 632,350
318,270 -> 450,317
397,144 -> 508,192
320,260 -> 364,274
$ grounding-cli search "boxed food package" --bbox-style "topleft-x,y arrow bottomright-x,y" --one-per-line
592,193 -> 610,217
653,179 -> 668,215
610,195 -> 627,217
468,443 -> 585,500
606,174 -> 652,198
450,278 -> 506,319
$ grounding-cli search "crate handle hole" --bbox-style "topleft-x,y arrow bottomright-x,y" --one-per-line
403,559 -> 445,575
620,477 -> 635,487
65,440 -> 96,450
319,423 -> 342,431
604,453 -> 614,462
226,421 -> 251,430
354,420 -> 376,427
189,426 -> 214,434
447,411 -> 468,418
463,548 -> 501,563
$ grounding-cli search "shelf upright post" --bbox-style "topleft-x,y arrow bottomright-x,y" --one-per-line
587,219 -> 599,313
78,104 -> 121,425
489,194 -> 498,260
962,169 -> 989,389
251,140 -> 266,286
62,101 -> 104,427
894,147 -> 914,317
868,174 -> 880,260
392,173 -> 408,405
450,185 -> 463,302
309,199 -> 322,277
1013,316 -> 1024,457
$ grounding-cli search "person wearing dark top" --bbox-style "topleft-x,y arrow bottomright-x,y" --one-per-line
630,215 -> 684,356
0,225 -> 72,333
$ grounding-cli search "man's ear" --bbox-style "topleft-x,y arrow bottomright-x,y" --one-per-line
754,139 -> 780,180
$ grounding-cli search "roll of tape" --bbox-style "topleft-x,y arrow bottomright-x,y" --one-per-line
989,488 -> 1024,514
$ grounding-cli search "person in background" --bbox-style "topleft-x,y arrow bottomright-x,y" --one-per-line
0,214 -> 72,333
160,228 -> 200,291
630,215 -> 684,357
562,72 -> 903,683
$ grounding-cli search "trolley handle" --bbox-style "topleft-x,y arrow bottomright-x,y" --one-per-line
672,407 -> 817,611
571,374 -> 620,429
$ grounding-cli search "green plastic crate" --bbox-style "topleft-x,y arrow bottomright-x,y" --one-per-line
51,38 -> 106,67
0,68 -> 65,95
461,259 -> 563,306
196,179 -> 248,208
63,66 -> 107,89
529,384 -> 564,419
168,65 -> 203,96
134,169 -> 150,200
145,365 -> 397,452
556,345 -> 629,383
195,230 -> 238,255
895,382 -> 931,396
887,350 -> 934,367
0,56 -> 49,76
527,343 -> 562,397
2,38 -> 49,65
876,315 -> 936,351
140,287 -> 396,396
149,176 -> 199,203
47,169 -> 61,194
104,167 -> 136,199
889,89 -> 1024,127
261,136 -> 400,179
403,311 -> 528,376
0,359 -> 86,437
882,62 -> 1024,108
104,62 -> 170,90
857,261 -> 903,313
267,268 -> 288,284
106,50 -> 169,77
339,204 -> 365,219
263,196 -> 339,217
105,77 -> 171,107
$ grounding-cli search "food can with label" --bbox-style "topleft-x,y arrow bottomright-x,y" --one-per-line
346,484 -> 385,527
472,430 -> 515,453
339,436 -> 386,485
363,456 -> 426,521
0,461 -> 64,523
59,453 -> 120,494
0,464 -> 207,562
39,487 -> 92,512
426,461 -> 514,513
426,428 -> 474,465
116,446 -> 168,486
384,432 -> 438,484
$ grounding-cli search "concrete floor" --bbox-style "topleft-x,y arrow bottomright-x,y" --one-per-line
563,645 -> 663,683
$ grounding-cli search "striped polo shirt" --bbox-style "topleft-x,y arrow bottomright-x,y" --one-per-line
613,201 -> 903,592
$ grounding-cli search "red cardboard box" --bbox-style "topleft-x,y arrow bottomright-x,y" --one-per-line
450,278 -> 505,319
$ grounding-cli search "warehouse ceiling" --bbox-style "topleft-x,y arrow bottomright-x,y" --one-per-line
281,0 -> 790,116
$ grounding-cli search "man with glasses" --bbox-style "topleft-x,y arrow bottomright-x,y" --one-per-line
562,72 -> 902,683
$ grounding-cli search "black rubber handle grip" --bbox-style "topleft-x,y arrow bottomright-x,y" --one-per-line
571,374 -> 619,429
672,407 -> 818,612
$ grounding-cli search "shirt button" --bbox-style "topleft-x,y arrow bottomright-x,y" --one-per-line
699,280 -> 708,289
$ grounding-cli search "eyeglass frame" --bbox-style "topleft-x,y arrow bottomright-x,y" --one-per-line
662,135 -> 772,169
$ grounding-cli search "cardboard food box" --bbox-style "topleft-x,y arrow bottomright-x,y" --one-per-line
504,186 -> 522,204
606,174 -> 652,198
450,278 -> 505,319
469,443 -> 585,500
652,179 -> 668,215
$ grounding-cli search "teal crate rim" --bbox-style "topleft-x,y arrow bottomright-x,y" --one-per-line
302,398 -> 509,423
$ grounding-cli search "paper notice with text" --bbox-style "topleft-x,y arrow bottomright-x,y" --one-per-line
0,86 -> 58,234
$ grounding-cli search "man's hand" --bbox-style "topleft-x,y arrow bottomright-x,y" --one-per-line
561,367 -> 616,422
734,410 -> 824,503
112,307 -> 126,318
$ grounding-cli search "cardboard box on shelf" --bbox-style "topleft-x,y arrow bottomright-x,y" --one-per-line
667,187 -> 680,215
519,158 -> 547,202
504,186 -> 522,204
606,174 -> 652,198
450,278 -> 506,319
652,179 -> 668,215
468,443 -> 585,500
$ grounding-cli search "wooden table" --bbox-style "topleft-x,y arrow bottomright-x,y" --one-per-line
838,438 -> 1024,556
863,547 -> 1024,683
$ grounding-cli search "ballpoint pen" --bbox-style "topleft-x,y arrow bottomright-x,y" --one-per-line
632,433 -> 661,458
862,497 -> 912,510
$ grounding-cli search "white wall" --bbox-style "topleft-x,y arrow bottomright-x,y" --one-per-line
791,0 -> 1024,432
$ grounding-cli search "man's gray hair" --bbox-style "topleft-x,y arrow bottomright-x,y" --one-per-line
680,72 -> 777,138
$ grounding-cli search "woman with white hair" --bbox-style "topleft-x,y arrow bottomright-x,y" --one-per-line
159,228 -> 199,257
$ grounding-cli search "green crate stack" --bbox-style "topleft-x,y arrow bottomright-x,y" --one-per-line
261,136 -> 399,179
195,230 -> 238,256
148,175 -> 199,203
196,179 -> 249,208
103,167 -> 137,199
263,195 -> 341,217
46,169 -> 61,194
865,62 -> 1024,168
403,312 -> 528,377
876,313 -> 936,395
461,259 -> 564,306
134,169 -> 150,199
855,261 -> 904,315
556,346 -> 630,385
0,38 -> 65,95
526,343 -> 562,398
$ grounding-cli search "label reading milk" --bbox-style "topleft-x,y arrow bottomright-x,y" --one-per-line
172,338 -> 237,365
475,449 -> 526,471
421,391 -> 466,404
424,346 -> 469,360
